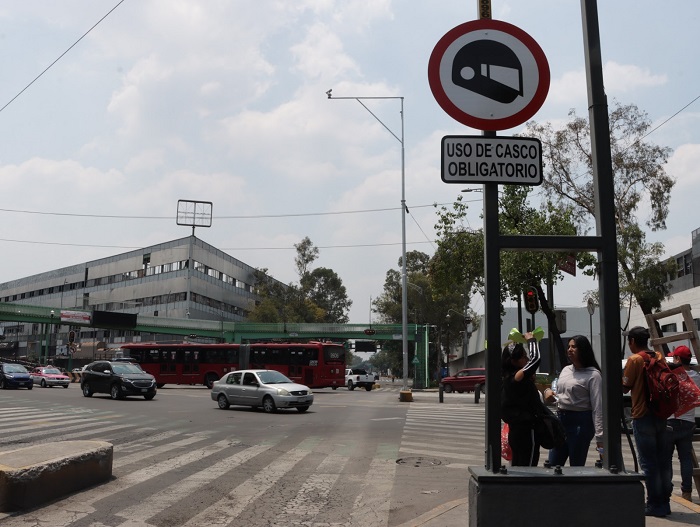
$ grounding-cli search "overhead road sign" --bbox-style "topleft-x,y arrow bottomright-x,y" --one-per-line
441,135 -> 542,185
428,19 -> 549,131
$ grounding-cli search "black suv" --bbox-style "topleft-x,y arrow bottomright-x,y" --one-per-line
80,360 -> 157,400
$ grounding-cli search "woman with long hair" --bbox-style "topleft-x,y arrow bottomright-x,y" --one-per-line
501,332 -> 543,466
544,334 -> 603,466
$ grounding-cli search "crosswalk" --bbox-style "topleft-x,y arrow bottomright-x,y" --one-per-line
0,393 -> 481,527
0,392 -> 690,526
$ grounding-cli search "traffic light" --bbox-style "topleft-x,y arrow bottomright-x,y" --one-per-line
68,331 -> 75,344
524,287 -> 539,315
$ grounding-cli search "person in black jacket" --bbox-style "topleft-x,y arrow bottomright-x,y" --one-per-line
501,332 -> 543,466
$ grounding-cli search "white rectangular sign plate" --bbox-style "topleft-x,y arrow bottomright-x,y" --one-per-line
441,135 -> 543,185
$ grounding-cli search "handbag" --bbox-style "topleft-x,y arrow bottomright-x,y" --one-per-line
534,405 -> 566,449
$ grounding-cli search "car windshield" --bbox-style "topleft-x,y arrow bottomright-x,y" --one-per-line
44,368 -> 62,374
5,365 -> 27,373
112,363 -> 145,374
257,371 -> 292,384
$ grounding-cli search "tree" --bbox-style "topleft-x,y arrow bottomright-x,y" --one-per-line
431,185 -> 581,369
374,250 -> 465,381
247,238 -> 352,324
294,236 -> 319,279
301,267 -> 352,324
524,101 -> 675,316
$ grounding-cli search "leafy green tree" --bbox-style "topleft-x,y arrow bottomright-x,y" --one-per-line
294,237 -> 319,278
301,267 -> 352,324
248,239 -> 352,323
524,101 -> 675,316
369,348 -> 400,375
374,250 -> 466,380
431,185 -> 581,369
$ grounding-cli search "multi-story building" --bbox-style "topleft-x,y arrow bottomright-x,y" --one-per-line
0,236 -> 278,359
627,226 -> 700,338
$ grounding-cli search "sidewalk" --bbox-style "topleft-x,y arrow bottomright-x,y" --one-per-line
403,388 -> 700,526
395,494 -> 700,527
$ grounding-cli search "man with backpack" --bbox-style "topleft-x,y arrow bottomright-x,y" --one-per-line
622,326 -> 673,518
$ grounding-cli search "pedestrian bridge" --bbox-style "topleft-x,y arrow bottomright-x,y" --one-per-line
0,302 -> 426,343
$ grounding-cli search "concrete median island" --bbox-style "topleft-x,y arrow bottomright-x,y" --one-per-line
0,440 -> 113,512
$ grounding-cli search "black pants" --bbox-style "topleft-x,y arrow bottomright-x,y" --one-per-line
508,421 -> 540,466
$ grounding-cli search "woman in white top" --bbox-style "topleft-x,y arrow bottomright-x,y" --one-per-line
544,335 -> 603,466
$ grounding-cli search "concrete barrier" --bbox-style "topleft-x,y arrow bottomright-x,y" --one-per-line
0,440 -> 113,512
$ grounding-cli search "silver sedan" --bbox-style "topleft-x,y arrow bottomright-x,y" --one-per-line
211,369 -> 313,413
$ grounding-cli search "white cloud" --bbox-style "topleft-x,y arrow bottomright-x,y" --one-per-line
667,143 -> 700,188
550,61 -> 667,105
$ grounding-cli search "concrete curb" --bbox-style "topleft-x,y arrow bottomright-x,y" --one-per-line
0,440 -> 113,512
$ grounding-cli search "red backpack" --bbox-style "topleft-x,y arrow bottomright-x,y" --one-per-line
642,351 -> 681,419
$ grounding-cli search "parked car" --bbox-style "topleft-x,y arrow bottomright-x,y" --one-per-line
211,369 -> 313,413
441,368 -> 486,393
0,363 -> 33,389
80,360 -> 157,400
30,366 -> 71,388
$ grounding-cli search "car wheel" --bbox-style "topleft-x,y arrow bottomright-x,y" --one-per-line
41,379 -> 47,388
157,383 -> 165,389
82,383 -> 93,397
365,384 -> 372,391
443,384 -> 454,393
262,395 -> 277,413
347,380 -> 355,391
297,406 -> 309,413
204,373 -> 218,389
217,394 -> 230,409
144,393 -> 156,401
63,384 -> 69,389
0,379 -> 5,389
110,384 -> 123,400
27,384 -> 33,390
331,386 -> 338,390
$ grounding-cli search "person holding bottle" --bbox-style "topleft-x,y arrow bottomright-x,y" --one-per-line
501,329 -> 545,466
543,335 -> 602,466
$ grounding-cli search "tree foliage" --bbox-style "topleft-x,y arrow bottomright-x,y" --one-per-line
524,101 -> 675,314
429,185 -> 581,369
247,238 -> 352,323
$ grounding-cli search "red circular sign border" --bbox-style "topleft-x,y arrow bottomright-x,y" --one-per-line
428,19 -> 550,131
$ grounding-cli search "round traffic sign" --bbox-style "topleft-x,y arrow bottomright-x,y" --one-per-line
428,19 -> 550,131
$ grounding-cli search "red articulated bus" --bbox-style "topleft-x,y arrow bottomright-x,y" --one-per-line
117,341 -> 346,390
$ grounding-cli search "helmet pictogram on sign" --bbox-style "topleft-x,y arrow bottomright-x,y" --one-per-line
452,40 -> 523,104
429,19 -> 550,131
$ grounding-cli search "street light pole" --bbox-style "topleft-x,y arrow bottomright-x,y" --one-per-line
328,91 -> 409,391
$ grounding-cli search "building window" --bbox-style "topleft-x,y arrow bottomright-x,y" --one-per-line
661,323 -> 678,333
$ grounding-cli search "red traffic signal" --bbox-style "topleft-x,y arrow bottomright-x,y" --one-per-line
68,331 -> 75,343
524,287 -> 539,315
364,329 -> 376,336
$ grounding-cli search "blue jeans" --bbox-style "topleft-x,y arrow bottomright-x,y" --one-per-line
633,412 -> 673,507
547,409 -> 594,466
669,418 -> 696,493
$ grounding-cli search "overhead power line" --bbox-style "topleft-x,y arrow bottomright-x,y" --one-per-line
0,202 -> 462,220
0,237 -> 436,251
0,0 -> 127,115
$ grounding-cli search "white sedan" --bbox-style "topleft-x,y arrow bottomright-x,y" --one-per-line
30,367 -> 71,388
211,369 -> 313,413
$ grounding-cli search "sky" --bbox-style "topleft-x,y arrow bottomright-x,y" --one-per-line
1,1 -> 699,324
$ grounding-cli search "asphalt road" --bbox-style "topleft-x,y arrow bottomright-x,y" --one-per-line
0,381 -> 484,527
